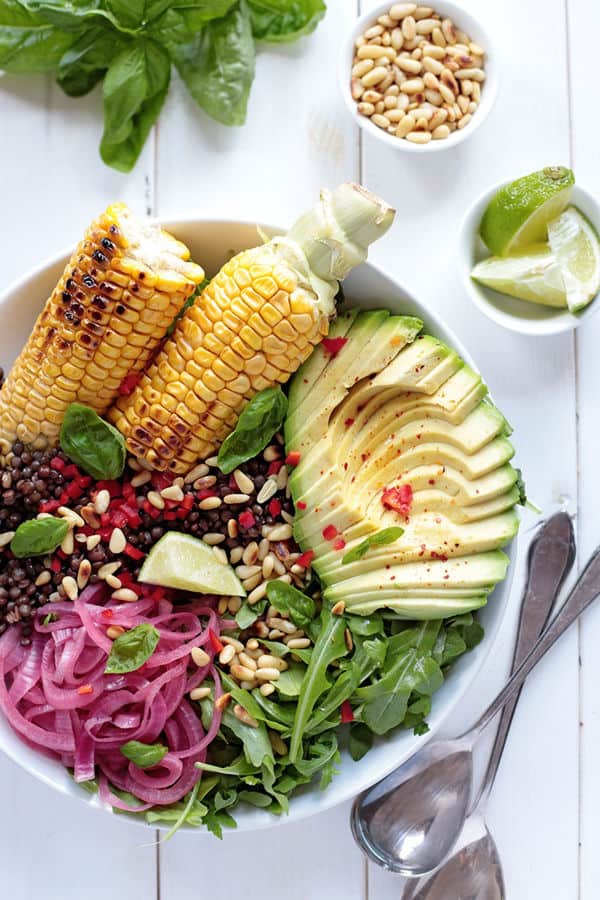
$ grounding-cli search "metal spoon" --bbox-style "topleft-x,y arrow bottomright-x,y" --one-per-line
397,511 -> 576,899
351,512 -> 584,878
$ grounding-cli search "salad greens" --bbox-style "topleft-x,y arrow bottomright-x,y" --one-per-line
0,0 -> 326,171
94,601 -> 482,835
217,386 -> 288,473
342,527 -> 404,565
120,740 -> 169,768
105,623 -> 160,673
60,403 -> 126,480
10,515 -> 68,558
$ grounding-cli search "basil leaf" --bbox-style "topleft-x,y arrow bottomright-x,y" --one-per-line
342,527 -> 404,565
235,597 -> 267,629
100,38 -> 170,172
120,740 -> 169,768
57,25 -> 124,97
169,0 -> 255,128
60,402 -> 125,480
0,0 -> 76,72
11,516 -> 68,558
265,581 -> 315,628
153,0 -> 237,43
105,623 -> 160,673
248,0 -> 325,43
217,386 -> 287,473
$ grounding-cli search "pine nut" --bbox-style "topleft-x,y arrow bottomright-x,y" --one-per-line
429,108 -> 448,128
415,17 -> 437,33
457,93 -> 470,114
396,55 -> 422,74
456,67 -> 485,81
190,686 -> 211,701
236,564 -> 262,579
217,597 -> 228,615
189,646 -> 210,667
57,506 -> 85,528
35,570 -> 51,586
215,692 -> 231,711
387,109 -> 405,122
363,88 -> 383,102
243,573 -> 262,591
423,55 -> 443,74
457,113 -> 472,129
230,546 -> 244,564
441,18 -> 457,43
109,527 -> 126,554
248,582 -> 268,605
203,533 -> 225,545
219,644 -> 236,665
198,496 -> 221,511
62,576 -> 78,601
372,113 -> 391,129
353,59 -> 374,81
231,663 -> 256,682
391,27 -> 404,50
332,601 -> 346,616
396,114 -> 415,137
269,731 -> 288,756
147,490 -> 165,510
472,82 -> 481,102
361,65 -> 388,87
77,559 -> 92,590
260,683 -> 275,697
232,470 -> 254,494
432,124 -> 450,139
262,554 -> 275,578
131,470 -> 152,488
286,638 -> 311,650
160,484 -> 184,502
228,597 -> 241,615
239,652 -> 258,671
424,89 -> 443,105
0,531 -> 14,548
242,542 -> 259,565
227,519 -> 238,539
194,475 -> 217,489
258,654 -> 287,670
461,78 -> 473,95
98,561 -> 121,578
224,493 -> 250,505
468,100 -> 478,113
107,625 -> 125,640
439,82 -> 455,103
213,546 -> 228,565
432,26 -> 445,46
413,6 -> 434,18
94,489 -> 110,514
233,704 -> 259,728
469,41 -> 484,56
423,71 -> 439,89
268,524 -> 293,541
401,78 -> 424,94
364,24 -> 384,39
378,13 -> 395,27
222,636 -> 244,652
256,668 -> 281,682
184,463 -> 209,483
390,3 -> 417,19
112,588 -> 138,603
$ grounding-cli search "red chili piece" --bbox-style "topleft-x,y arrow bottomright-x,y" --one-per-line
77,684 -> 94,695
343,418 -> 355,428
208,629 -> 223,653
381,483 -> 413,518
268,499 -> 282,517
340,700 -> 354,723
332,538 -> 346,551
285,451 -> 301,467
238,510 -> 256,529
296,549 -> 315,568
296,500 -> 307,510
118,373 -> 140,396
322,336 -> 349,357
267,460 -> 284,476
322,524 -> 339,541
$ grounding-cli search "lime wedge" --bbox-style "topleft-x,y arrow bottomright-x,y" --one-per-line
547,207 -> 600,312
480,167 -> 574,256
139,532 -> 246,596
471,245 -> 568,308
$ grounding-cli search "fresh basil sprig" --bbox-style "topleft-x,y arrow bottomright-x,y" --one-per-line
11,516 -> 69,558
342,527 -> 404,565
121,740 -> 169,768
265,580 -> 315,629
60,402 -> 126,480
105,623 -> 160,674
217,386 -> 287,474
0,0 -> 326,172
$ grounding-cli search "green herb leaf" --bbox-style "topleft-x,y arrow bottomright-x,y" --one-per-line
120,740 -> 169,768
217,386 -> 287,473
349,722 -> 373,762
152,0 -> 238,43
169,0 -> 255,128
105,623 -> 160,673
0,0 -> 76,72
235,597 -> 267,629
42,612 -> 58,626
11,516 -> 68,558
100,37 -> 171,172
342,527 -> 404,565
248,0 -> 325,43
265,581 -> 315,628
273,662 -> 305,698
289,608 -> 348,762
60,402 -> 126,479
57,25 -> 123,96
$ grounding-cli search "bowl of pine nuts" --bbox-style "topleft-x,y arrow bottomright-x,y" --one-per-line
340,1 -> 498,151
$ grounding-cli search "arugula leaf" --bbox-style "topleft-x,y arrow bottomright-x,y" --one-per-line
60,403 -> 125,479
120,740 -> 169,768
289,608 -> 347,762
11,515 -> 68,558
57,25 -> 122,96
273,662 -> 305,698
105,623 -> 160,673
265,581 -> 315,628
349,722 -> 373,761
235,597 -> 267,629
220,704 -> 274,769
169,0 -> 255,128
342,527 -> 404,565
0,0 -> 75,72
248,0 -> 325,43
100,38 -> 170,172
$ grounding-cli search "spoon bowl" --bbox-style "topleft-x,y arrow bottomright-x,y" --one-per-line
351,740 -> 472,875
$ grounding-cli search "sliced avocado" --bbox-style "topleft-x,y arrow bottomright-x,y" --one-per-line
287,309 -> 358,418
285,308 -> 520,619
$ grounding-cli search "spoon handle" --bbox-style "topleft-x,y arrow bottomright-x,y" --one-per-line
475,512 -> 575,806
469,540 -> 600,740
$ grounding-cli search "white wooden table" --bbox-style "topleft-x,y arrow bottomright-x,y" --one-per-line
0,1 -> 597,896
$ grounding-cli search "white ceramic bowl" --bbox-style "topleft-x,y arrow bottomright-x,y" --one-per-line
339,0 -> 499,153
459,182 -> 600,336
0,219 -> 516,831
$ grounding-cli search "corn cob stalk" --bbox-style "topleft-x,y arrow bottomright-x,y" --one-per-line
0,204 -> 205,462
110,184 -> 395,473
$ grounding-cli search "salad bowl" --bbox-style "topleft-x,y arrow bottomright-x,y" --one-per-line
0,217 -> 517,831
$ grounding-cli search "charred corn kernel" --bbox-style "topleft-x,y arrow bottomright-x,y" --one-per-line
0,204 -> 204,460
110,184 -> 395,473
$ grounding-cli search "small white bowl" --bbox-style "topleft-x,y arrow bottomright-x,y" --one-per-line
459,181 -> 600,336
339,0 -> 499,153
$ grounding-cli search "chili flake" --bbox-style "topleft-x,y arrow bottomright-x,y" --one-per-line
322,524 -> 339,541
382,483 -> 413,518
322,336 -> 349,357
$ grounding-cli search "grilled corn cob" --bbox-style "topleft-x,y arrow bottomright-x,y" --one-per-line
110,184 -> 395,473
0,204 -> 205,461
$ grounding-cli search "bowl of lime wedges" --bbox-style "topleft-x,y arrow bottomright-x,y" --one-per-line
459,167 -> 600,335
